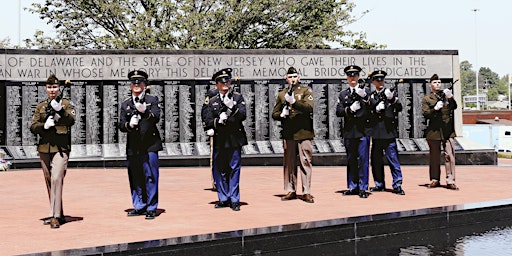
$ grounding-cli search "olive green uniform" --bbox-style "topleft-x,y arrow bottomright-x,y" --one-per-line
272,84 -> 315,194
30,98 -> 76,219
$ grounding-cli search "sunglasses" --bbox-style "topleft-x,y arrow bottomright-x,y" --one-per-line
287,75 -> 298,78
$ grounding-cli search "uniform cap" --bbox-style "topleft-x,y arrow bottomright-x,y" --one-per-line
430,74 -> 440,82
212,68 -> 232,83
287,67 -> 298,75
370,70 -> 387,81
344,65 -> 362,77
128,70 -> 149,84
46,74 -> 59,84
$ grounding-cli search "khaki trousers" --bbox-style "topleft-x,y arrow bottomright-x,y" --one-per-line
427,138 -> 456,184
283,139 -> 313,194
39,152 -> 68,218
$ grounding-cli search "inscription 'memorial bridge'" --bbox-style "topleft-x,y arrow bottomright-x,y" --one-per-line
0,49 -> 496,166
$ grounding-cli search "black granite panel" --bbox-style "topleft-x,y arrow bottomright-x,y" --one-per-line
33,200 -> 512,256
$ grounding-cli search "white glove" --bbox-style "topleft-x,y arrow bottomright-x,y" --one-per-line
284,92 -> 296,104
135,102 -> 147,113
384,89 -> 394,100
434,101 -> 444,110
219,112 -> 228,124
129,114 -> 140,128
349,101 -> 361,112
376,101 -> 385,112
280,106 -> 290,118
355,87 -> 366,97
206,129 -> 214,136
44,116 -> 55,130
50,99 -> 62,112
443,89 -> 453,99
223,95 -> 235,109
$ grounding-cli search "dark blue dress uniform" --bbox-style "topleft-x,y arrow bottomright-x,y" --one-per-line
335,65 -> 371,197
203,72 -> 248,210
368,70 -> 404,194
119,70 -> 163,218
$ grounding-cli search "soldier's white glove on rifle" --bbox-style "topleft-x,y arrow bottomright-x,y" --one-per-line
223,95 -> 235,109
284,92 -> 296,104
280,106 -> 290,118
350,101 -> 361,112
44,116 -> 55,130
135,102 -> 147,113
51,99 -> 62,111
384,89 -> 394,100
355,87 -> 366,97
219,112 -> 228,124
434,101 -> 444,110
376,101 -> 385,112
129,115 -> 140,128
443,89 -> 453,99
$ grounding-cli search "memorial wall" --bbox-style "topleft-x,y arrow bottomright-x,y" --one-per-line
0,49 -> 461,159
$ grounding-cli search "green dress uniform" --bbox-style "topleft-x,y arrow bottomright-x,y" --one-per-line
30,97 -> 76,222
272,83 -> 315,198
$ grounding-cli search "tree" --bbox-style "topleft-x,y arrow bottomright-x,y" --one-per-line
460,60 -> 475,96
26,0 -> 384,50
0,38 -> 12,48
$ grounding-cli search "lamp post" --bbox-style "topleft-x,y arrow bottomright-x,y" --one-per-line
472,8 -> 480,110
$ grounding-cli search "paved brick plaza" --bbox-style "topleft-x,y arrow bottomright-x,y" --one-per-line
1,159 -> 511,255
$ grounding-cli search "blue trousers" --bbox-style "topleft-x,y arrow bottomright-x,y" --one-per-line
127,152 -> 159,211
213,147 -> 242,203
344,137 -> 370,191
371,138 -> 403,189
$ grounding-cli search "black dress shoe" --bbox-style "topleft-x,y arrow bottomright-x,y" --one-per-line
215,201 -> 230,208
393,186 -> 405,195
342,189 -> 359,196
231,202 -> 240,211
359,191 -> 368,198
145,210 -> 156,220
370,186 -> 385,192
127,209 -> 146,216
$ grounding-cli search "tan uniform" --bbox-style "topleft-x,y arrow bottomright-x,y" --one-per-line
272,84 -> 315,194
30,98 -> 76,218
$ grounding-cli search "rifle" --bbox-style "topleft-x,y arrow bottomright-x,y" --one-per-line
376,79 -> 403,104
45,80 -> 72,122
349,78 -> 368,102
436,78 -> 458,103
218,77 -> 239,124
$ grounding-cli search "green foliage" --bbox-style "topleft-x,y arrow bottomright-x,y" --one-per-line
460,60 -> 510,107
25,0 -> 384,50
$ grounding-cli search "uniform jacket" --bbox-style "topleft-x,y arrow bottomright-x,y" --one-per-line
271,84 -> 315,140
201,88 -> 219,133
335,85 -> 371,139
30,98 -> 76,153
203,91 -> 248,149
119,94 -> 163,155
369,89 -> 402,139
421,92 -> 457,141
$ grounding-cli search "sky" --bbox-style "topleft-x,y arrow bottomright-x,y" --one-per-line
1,0 -> 510,78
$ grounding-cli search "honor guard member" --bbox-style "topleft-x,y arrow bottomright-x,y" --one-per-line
203,68 -> 248,211
119,70 -> 163,219
271,67 -> 315,203
30,74 -> 76,228
422,74 -> 458,190
368,70 -> 405,195
336,65 -> 372,198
